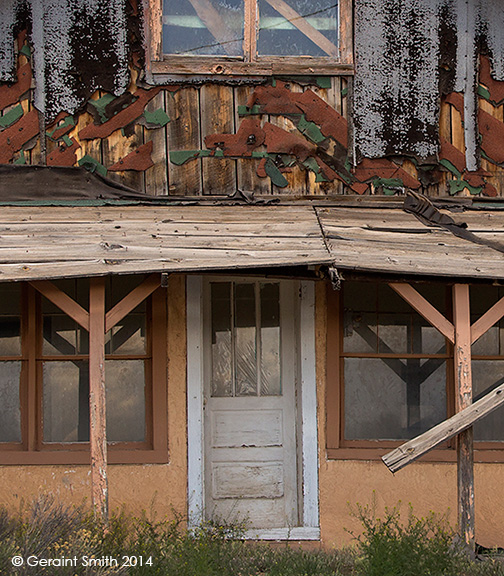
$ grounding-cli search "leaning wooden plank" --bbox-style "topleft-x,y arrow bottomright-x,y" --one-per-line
383,379 -> 504,473
263,0 -> 338,57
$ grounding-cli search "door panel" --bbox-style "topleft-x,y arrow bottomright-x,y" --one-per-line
204,280 -> 298,529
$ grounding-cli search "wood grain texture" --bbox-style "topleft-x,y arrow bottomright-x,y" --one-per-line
167,88 -> 202,195
144,90 -> 169,196
200,84 -> 236,195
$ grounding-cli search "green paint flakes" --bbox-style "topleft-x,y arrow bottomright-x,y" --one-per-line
316,77 -> 332,89
372,178 -> 404,194
297,115 -> 326,144
46,115 -> 75,140
142,108 -> 170,127
169,150 -> 211,165
264,157 -> 288,187
439,158 -> 462,178
251,150 -> 269,158
78,155 -> 107,178
14,151 -> 26,165
280,154 -> 296,167
19,44 -> 31,58
341,86 -> 348,97
213,150 -> 224,157
0,104 -> 23,128
62,134 -> 73,147
238,105 -> 262,116
448,179 -> 483,196
88,93 -> 116,123
478,85 -> 491,101
302,157 -> 329,182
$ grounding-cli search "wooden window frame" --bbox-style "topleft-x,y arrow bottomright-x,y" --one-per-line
143,0 -> 353,79
326,282 -> 504,463
0,280 -> 168,465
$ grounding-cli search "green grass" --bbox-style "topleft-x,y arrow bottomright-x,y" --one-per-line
0,496 -> 503,575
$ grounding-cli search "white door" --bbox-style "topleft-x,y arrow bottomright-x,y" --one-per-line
203,280 -> 298,529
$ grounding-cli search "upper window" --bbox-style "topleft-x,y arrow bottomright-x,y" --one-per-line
146,0 -> 353,76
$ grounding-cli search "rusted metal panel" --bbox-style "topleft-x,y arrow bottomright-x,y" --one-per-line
0,108 -> 39,163
79,88 -> 162,140
0,62 -> 31,111
109,140 -> 154,172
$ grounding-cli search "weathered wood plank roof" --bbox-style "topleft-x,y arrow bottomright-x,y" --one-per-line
316,206 -> 504,280
2,203 -> 504,282
0,205 -> 331,281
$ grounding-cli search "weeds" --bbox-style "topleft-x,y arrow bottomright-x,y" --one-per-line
0,495 -> 503,575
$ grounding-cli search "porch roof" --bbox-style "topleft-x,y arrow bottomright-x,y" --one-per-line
2,200 -> 504,282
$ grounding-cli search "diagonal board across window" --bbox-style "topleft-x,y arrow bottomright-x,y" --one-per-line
145,0 -> 352,77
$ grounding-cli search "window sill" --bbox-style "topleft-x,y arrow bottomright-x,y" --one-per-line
148,56 -> 353,81
0,449 -> 169,465
327,447 -> 504,464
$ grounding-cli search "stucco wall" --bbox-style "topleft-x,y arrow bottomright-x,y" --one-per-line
0,274 -> 187,522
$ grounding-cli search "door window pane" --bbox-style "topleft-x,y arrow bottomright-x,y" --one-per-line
235,283 -> 257,396
0,362 -> 21,442
163,0 -> 244,56
211,282 -> 233,397
260,283 -> 281,396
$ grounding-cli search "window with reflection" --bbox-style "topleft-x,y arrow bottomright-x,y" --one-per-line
331,280 -> 504,453
210,280 -> 281,398
342,281 -> 448,442
159,0 -> 351,75
0,277 -> 167,462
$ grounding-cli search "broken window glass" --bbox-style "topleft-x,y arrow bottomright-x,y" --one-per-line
0,283 -> 21,356
163,0 -> 244,56
344,358 -> 446,441
257,0 -> 338,57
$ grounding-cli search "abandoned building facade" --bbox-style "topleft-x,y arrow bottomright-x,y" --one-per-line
2,0 -> 504,549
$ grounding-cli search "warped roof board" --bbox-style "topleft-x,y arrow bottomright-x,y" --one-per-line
0,205 -> 332,282
316,206 -> 504,280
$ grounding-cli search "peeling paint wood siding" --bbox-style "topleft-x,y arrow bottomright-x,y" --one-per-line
200,84 -> 236,196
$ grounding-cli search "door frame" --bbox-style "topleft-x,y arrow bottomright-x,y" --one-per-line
186,275 -> 320,540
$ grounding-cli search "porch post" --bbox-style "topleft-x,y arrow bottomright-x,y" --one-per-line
89,277 -> 108,521
452,284 -> 474,554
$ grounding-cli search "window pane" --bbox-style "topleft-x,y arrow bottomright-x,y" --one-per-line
163,0 -> 244,56
0,284 -> 21,356
106,309 -> 146,355
472,360 -> 504,441
378,313 -> 409,354
211,282 -> 233,397
258,0 -> 338,56
43,361 -> 89,442
0,362 -> 21,442
106,360 -> 145,442
344,358 -> 446,440
235,283 -> 257,396
260,283 -> 281,396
